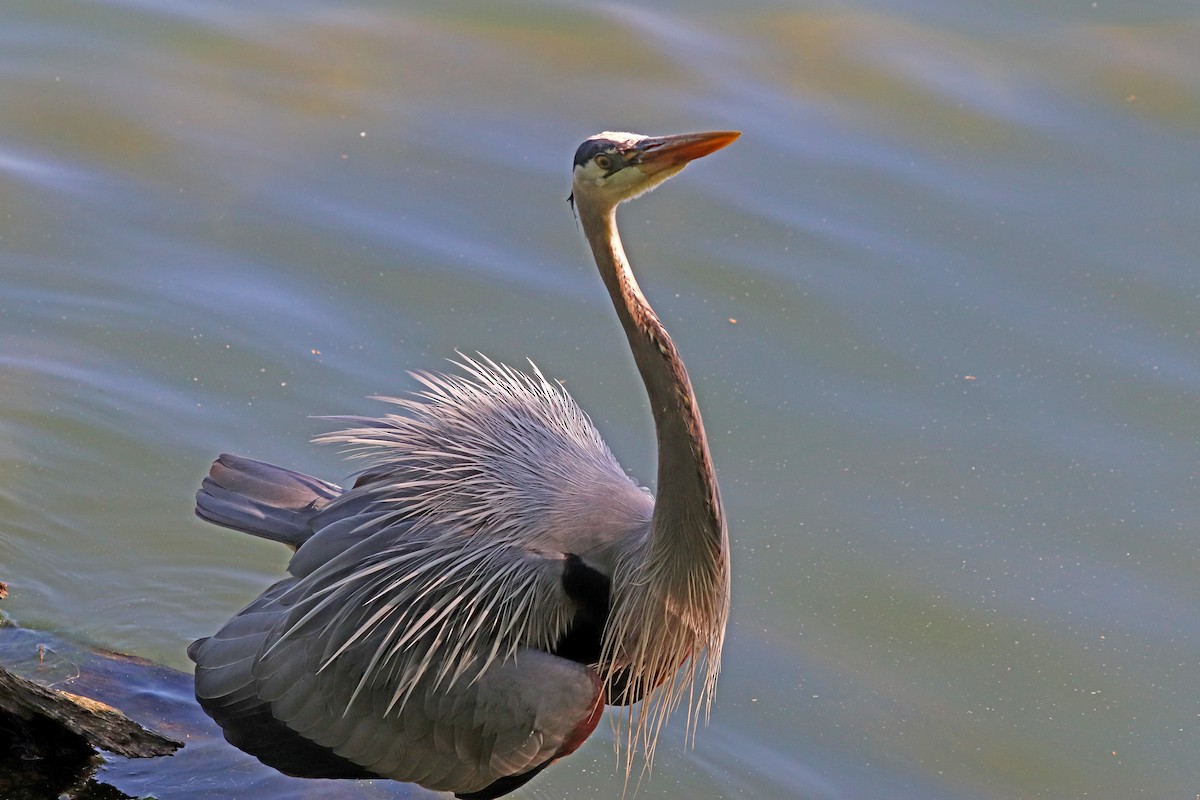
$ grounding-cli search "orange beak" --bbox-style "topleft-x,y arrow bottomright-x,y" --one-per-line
634,130 -> 740,175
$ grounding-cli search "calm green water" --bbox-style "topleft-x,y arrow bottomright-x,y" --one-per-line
2,1 -> 1198,798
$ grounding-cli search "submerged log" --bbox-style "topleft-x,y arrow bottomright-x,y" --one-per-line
0,607 -> 178,800
0,663 -> 181,758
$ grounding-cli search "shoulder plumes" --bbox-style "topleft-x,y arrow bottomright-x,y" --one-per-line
267,356 -> 642,716
316,354 -> 637,549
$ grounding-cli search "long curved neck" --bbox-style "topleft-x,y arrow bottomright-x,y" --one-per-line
578,201 -> 724,565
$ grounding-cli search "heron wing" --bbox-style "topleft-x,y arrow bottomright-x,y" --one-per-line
191,358 -> 655,793
261,638 -> 602,794
190,526 -> 604,794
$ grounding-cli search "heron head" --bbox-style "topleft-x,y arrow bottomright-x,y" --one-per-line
569,130 -> 739,211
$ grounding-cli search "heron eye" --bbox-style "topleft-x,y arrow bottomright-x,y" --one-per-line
594,154 -> 613,171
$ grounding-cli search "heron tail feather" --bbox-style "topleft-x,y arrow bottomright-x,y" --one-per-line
195,453 -> 343,548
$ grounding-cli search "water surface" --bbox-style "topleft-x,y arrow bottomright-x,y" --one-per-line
2,1 -> 1198,797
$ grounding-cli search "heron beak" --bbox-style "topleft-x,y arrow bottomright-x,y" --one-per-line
635,130 -> 740,176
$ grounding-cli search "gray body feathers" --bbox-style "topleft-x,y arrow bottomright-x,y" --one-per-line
190,358 -> 652,796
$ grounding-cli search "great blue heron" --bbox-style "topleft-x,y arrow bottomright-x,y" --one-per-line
188,129 -> 738,798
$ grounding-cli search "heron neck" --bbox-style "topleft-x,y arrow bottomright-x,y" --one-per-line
579,202 -> 724,564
